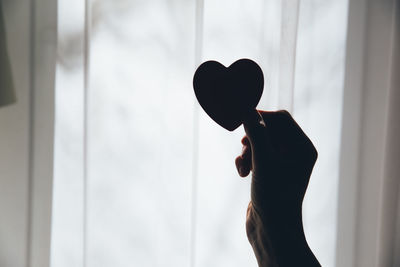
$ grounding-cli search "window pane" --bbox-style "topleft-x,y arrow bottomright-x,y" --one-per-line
52,0 -> 348,267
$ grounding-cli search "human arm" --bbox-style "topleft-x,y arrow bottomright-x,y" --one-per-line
235,110 -> 321,267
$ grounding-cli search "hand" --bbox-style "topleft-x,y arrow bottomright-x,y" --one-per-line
235,110 -> 320,267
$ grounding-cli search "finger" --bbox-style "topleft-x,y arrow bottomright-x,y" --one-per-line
257,109 -> 280,121
243,109 -> 266,148
235,156 -> 244,177
241,136 -> 250,146
259,109 -> 309,149
235,155 -> 251,177
243,110 -> 275,178
242,144 -> 253,173
236,137 -> 253,177
241,143 -> 252,161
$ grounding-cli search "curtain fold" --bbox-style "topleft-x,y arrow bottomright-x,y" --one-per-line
278,0 -> 300,113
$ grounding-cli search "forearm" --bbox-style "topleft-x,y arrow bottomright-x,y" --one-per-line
247,204 -> 320,267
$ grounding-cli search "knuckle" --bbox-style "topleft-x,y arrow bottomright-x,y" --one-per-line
277,109 -> 292,118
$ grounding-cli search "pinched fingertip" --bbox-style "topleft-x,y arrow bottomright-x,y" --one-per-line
243,109 -> 267,148
241,144 -> 252,160
235,156 -> 251,177
243,109 -> 265,129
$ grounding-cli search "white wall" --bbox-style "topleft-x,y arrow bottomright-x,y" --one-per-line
0,1 -> 32,266
336,0 -> 400,266
0,1 -> 56,267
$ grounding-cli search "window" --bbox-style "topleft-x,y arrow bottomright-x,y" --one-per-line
51,0 -> 348,266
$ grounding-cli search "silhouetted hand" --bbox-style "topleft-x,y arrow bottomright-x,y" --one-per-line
235,110 -> 321,267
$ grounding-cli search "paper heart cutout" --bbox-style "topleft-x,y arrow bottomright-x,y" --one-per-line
193,58 -> 264,131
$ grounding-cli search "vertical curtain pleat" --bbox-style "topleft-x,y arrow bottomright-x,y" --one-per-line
83,0 -> 91,266
191,1 -> 204,266
51,0 -> 87,264
278,0 -> 300,113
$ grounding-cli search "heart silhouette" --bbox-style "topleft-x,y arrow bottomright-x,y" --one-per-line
193,59 -> 264,131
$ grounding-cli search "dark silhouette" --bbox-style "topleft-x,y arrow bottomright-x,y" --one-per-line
193,59 -> 320,266
193,59 -> 263,131
236,109 -> 321,267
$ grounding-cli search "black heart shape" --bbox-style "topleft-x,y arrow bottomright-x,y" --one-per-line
193,58 -> 264,131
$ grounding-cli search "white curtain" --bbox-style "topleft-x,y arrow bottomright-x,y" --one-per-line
51,0 -> 347,267
1,1 -> 398,267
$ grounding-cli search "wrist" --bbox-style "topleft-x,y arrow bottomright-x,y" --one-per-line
248,204 -> 320,267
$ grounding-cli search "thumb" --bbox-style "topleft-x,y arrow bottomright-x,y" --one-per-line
242,109 -> 267,148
